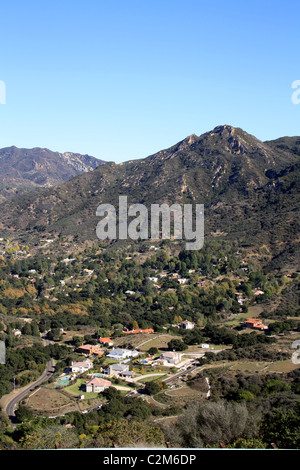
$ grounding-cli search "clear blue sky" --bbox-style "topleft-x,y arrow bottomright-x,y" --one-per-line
0,0 -> 299,163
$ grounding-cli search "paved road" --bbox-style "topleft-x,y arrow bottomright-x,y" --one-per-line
4,357 -> 55,421
163,363 -> 201,384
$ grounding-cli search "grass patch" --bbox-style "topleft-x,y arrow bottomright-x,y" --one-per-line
65,378 -> 97,398
137,374 -> 168,384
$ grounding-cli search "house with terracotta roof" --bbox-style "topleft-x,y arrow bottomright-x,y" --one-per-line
243,318 -> 268,331
123,328 -> 154,335
99,337 -> 114,347
77,344 -> 104,356
86,377 -> 111,393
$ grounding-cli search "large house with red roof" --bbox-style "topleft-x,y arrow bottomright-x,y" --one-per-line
77,344 -> 104,356
243,318 -> 268,331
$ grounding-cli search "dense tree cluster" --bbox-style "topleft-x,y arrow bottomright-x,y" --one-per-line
0,238 -> 299,449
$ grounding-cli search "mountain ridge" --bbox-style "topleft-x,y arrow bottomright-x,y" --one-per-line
0,145 -> 105,201
0,124 -> 299,272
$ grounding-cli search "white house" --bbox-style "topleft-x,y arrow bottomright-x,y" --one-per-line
177,278 -> 190,285
180,320 -> 195,330
106,348 -> 139,361
71,358 -> 92,373
159,351 -> 182,365
13,329 -> 22,337
61,258 -> 76,264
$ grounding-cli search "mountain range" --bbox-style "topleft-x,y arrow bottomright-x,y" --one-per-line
0,124 -> 299,272
0,145 -> 105,201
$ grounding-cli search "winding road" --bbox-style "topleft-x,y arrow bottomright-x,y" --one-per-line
3,357 -> 55,421
1,338 -> 55,422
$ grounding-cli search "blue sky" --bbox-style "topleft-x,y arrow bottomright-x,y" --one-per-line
0,0 -> 299,162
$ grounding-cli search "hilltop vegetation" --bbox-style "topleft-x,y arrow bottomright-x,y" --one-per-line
0,125 -> 299,275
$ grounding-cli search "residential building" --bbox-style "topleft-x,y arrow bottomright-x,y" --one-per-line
159,351 -> 182,365
123,328 -> 154,335
236,294 -> 247,305
86,377 -> 111,393
105,363 -> 135,379
180,320 -> 195,330
243,318 -> 268,331
254,290 -> 265,296
99,337 -> 114,347
12,329 -> 22,337
71,358 -> 92,373
177,278 -> 189,285
77,344 -> 104,357
106,348 -> 139,361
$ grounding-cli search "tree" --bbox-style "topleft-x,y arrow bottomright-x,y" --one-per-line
144,381 -> 160,396
167,339 -> 188,351
148,347 -> 159,356
72,336 -> 84,348
15,405 -> 34,422
264,379 -> 291,395
93,418 -> 165,448
47,329 -> 62,342
165,400 -> 258,448
229,438 -> 266,449
260,403 -> 300,449
125,399 -> 151,420
173,315 -> 182,324
19,424 -> 79,449
22,323 -> 32,336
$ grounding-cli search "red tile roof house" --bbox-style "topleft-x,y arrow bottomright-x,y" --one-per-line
243,318 -> 268,330
85,377 -> 111,393
123,328 -> 154,335
77,344 -> 104,356
99,337 -> 114,346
